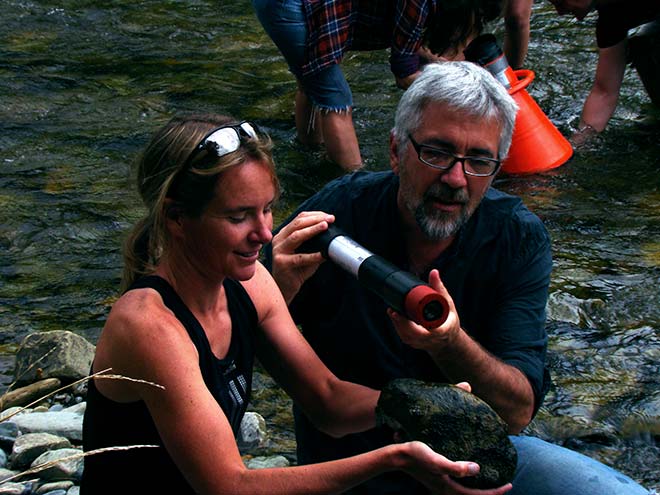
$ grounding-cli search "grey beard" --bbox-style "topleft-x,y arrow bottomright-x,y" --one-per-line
414,202 -> 469,240
413,184 -> 471,241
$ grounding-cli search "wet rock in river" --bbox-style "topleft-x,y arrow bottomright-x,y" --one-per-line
376,379 -> 517,489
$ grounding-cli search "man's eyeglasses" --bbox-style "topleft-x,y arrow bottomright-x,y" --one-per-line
187,121 -> 259,167
408,134 -> 501,177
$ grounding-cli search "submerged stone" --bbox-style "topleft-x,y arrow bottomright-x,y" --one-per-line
376,379 -> 517,489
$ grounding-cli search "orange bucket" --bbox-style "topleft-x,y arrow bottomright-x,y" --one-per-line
502,70 -> 573,175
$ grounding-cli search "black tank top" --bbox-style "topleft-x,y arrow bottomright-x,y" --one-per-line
81,275 -> 258,494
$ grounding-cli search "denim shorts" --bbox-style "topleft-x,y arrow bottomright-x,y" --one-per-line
252,0 -> 353,111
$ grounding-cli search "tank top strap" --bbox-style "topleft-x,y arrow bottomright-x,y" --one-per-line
126,275 -> 256,434
128,275 -> 197,327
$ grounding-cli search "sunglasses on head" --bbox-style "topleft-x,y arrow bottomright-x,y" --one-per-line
186,121 -> 259,167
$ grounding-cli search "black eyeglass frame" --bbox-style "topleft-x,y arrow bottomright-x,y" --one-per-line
407,134 -> 501,177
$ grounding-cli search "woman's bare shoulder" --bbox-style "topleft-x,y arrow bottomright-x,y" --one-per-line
94,287 -> 199,399
106,288 -> 176,334
97,288 -> 195,368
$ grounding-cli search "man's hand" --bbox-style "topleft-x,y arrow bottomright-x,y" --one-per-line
387,269 -> 461,353
270,211 -> 335,304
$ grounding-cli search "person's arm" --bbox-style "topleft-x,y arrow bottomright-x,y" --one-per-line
390,0 -> 431,85
388,270 -> 535,434
577,40 -> 627,133
96,288 -> 510,495
245,262 -> 380,436
242,263 -> 513,495
503,0 -> 533,69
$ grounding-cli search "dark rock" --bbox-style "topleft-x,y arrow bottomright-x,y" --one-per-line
377,379 -> 517,489
0,422 -> 19,453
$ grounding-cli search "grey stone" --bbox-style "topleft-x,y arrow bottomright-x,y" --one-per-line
35,481 -> 74,495
9,433 -> 71,469
377,379 -> 517,489
0,482 -> 31,495
66,487 -> 79,495
237,412 -> 267,453
70,380 -> 87,398
31,448 -> 84,482
244,455 -> 290,469
0,422 -> 19,438
0,422 -> 19,453
14,331 -> 95,386
0,408 -> 26,422
0,467 -> 19,482
11,411 -> 83,442
62,403 -> 85,416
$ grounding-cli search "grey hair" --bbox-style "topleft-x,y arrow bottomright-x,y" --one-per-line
392,61 -> 518,160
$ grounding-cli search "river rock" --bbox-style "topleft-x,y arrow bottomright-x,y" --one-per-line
244,455 -> 290,469
11,410 -> 83,443
14,331 -> 95,386
0,481 -> 32,495
35,480 -> 75,494
0,468 -> 18,482
31,448 -> 84,482
9,433 -> 72,470
376,379 -> 517,489
0,422 -> 19,453
237,412 -> 268,453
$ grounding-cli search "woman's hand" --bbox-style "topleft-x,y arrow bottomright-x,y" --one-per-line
402,441 -> 513,495
270,211 -> 334,304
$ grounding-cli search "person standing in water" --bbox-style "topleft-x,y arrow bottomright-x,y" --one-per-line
252,0 -> 503,170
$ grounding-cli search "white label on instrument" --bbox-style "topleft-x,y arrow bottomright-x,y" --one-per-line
327,236 -> 374,277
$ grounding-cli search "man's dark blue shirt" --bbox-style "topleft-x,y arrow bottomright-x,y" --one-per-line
265,170 -> 552,494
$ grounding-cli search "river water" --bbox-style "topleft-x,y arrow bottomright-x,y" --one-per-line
1,0 -> 658,490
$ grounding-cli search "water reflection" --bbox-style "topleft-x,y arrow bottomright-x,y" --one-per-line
0,0 -> 658,489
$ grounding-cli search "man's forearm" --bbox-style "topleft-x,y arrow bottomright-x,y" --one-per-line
428,329 -> 535,433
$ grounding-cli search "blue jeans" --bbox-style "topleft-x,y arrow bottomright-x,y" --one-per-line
510,436 -> 652,494
252,0 -> 353,111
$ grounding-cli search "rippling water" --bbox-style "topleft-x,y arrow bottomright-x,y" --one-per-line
1,0 -> 658,489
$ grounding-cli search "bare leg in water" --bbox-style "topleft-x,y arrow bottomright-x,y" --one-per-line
295,86 -> 363,171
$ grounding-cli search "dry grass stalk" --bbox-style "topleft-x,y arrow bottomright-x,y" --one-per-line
1,368 -> 165,423
92,372 -> 166,390
0,368 -> 167,487
0,444 -> 160,485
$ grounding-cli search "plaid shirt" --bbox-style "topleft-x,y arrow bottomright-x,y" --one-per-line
301,0 -> 437,78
